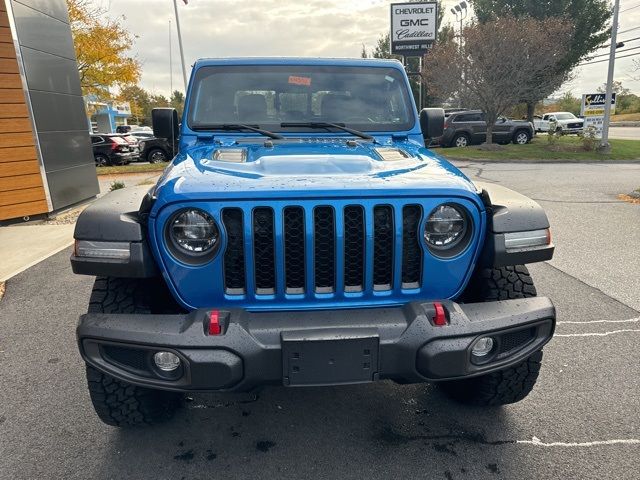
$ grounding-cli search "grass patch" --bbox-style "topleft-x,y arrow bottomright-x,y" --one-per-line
612,113 -> 640,122
438,136 -> 640,162
96,163 -> 167,175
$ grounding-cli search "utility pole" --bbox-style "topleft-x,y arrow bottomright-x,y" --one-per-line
173,0 -> 188,92
169,19 -> 173,97
599,0 -> 620,152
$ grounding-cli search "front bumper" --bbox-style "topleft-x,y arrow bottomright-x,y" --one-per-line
77,298 -> 555,392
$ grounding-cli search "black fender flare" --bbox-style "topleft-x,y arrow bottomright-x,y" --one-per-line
475,182 -> 554,267
71,186 -> 158,278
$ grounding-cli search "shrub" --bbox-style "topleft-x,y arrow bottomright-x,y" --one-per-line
110,180 -> 126,191
578,125 -> 599,151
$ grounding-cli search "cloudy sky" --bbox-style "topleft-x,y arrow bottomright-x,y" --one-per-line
94,0 -> 639,97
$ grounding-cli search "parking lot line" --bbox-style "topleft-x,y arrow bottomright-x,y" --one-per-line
516,437 -> 640,448
556,317 -> 639,325
555,329 -> 640,337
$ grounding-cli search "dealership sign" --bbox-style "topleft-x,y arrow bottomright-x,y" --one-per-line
581,93 -> 617,117
581,93 -> 616,139
390,2 -> 438,56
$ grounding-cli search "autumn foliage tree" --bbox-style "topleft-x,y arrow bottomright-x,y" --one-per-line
67,0 -> 140,98
424,16 -> 571,144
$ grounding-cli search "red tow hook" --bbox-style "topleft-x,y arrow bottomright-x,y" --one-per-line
208,310 -> 222,335
432,302 -> 448,326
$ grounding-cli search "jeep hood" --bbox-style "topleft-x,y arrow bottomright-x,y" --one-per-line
151,140 -> 481,209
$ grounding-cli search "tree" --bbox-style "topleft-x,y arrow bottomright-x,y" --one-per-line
554,92 -> 581,116
170,90 -> 185,117
597,81 -> 630,96
424,16 -> 571,144
472,0 -> 612,121
67,0 -> 141,97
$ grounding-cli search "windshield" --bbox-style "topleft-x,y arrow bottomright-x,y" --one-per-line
555,113 -> 576,120
187,65 -> 415,133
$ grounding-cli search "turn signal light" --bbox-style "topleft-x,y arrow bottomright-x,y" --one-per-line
432,302 -> 448,326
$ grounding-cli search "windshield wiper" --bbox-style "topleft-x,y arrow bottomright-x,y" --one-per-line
280,122 -> 374,141
191,123 -> 284,140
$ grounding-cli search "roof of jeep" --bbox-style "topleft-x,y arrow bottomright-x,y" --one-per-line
192,57 -> 404,69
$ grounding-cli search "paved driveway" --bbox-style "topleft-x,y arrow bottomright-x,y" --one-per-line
1,163 -> 638,480
609,126 -> 639,140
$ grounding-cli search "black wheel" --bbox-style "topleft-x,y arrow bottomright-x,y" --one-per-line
84,277 -> 184,427
513,130 -> 531,145
95,154 -> 109,167
440,266 -> 543,406
451,133 -> 470,148
147,148 -> 168,163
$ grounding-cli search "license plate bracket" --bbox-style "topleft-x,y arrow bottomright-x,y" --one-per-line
282,329 -> 379,386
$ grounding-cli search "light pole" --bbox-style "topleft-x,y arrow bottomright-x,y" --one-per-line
599,0 -> 620,152
451,2 -> 468,108
173,0 -> 188,92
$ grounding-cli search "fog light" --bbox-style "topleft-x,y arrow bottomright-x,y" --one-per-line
471,337 -> 494,358
153,351 -> 181,372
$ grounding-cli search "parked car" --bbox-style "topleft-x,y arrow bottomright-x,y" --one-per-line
72,58 -> 555,427
90,134 -> 133,166
436,110 -> 534,147
116,134 -> 141,161
534,112 -> 584,134
136,136 -> 175,163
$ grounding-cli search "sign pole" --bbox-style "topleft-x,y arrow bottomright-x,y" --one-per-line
599,0 -> 620,152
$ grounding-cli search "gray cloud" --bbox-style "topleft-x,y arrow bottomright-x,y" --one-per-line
96,0 -> 639,96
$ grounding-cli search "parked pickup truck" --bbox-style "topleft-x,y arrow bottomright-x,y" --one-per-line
534,112 -> 584,134
71,58 -> 556,427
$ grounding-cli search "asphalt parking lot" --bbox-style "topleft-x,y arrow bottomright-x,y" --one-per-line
1,162 -> 639,480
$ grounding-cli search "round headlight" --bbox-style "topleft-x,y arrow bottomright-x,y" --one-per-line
424,204 -> 468,253
168,209 -> 219,259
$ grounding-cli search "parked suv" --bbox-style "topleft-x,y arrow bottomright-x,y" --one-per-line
90,134 -> 133,166
438,110 -> 534,147
72,58 -> 555,427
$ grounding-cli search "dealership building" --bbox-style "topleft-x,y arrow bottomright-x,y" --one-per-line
0,0 -> 98,222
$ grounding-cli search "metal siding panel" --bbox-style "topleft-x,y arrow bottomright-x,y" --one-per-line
37,130 -> 94,172
45,163 -> 98,210
11,2 -> 76,60
20,47 -> 81,95
12,0 -> 70,24
29,91 -> 88,132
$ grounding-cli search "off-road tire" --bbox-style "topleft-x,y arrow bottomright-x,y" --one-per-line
441,265 -> 543,406
439,351 -> 543,406
462,265 -> 537,303
86,365 -> 182,427
85,277 -> 184,427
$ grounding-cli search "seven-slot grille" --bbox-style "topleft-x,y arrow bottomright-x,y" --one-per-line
221,204 -> 423,296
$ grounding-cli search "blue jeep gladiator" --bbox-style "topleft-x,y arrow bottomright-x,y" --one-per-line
71,58 -> 555,427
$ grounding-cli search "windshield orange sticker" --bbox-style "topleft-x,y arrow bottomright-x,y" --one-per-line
288,75 -> 312,86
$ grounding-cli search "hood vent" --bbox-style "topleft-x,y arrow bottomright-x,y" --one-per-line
212,148 -> 247,163
374,147 -> 411,162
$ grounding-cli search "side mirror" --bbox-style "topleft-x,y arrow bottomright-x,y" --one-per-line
419,108 -> 445,139
152,108 -> 179,141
